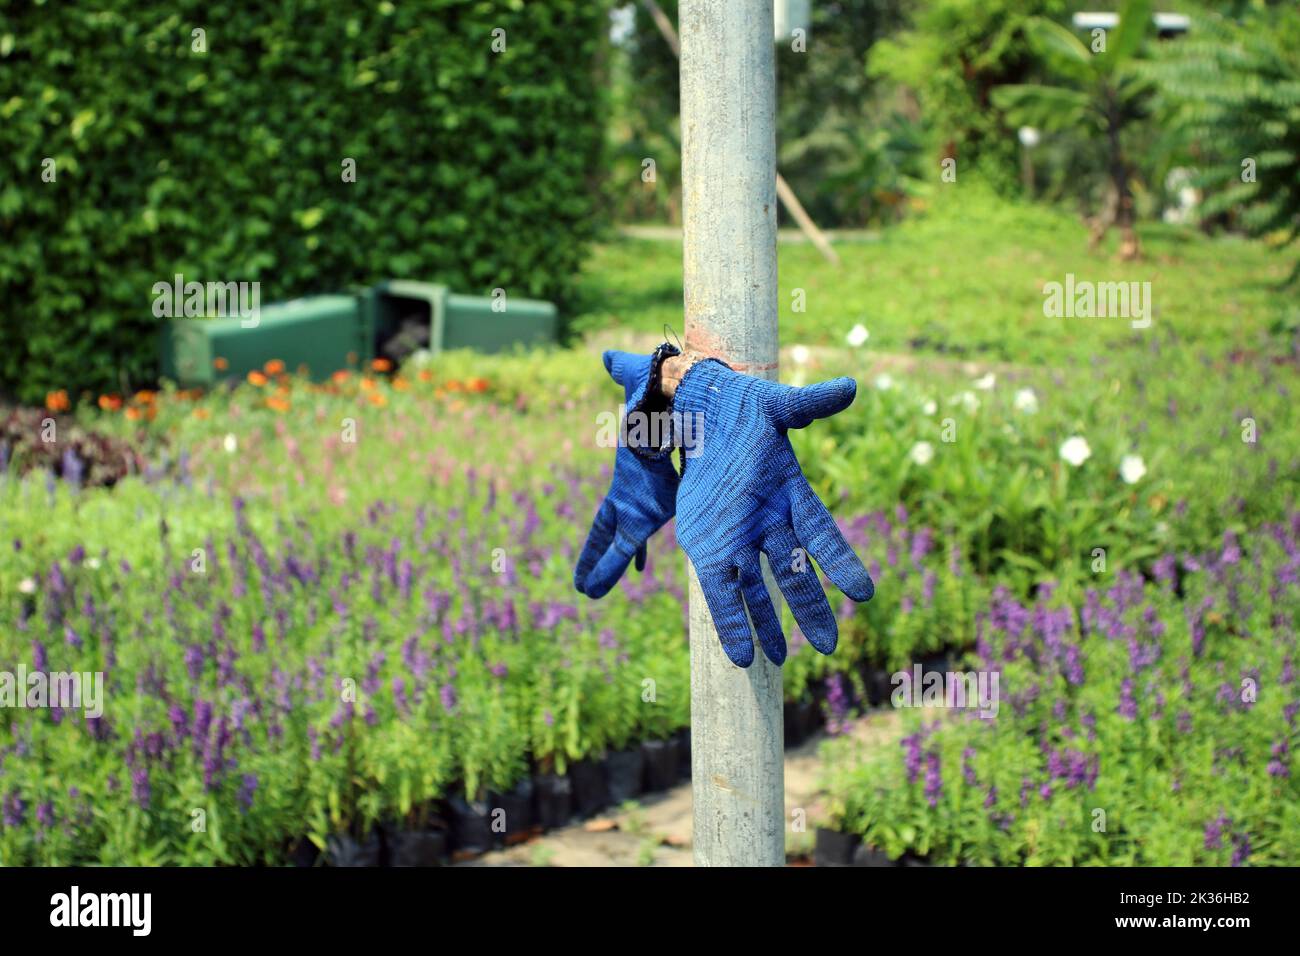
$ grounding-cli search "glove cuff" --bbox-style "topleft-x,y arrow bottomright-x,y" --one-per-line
624,341 -> 681,462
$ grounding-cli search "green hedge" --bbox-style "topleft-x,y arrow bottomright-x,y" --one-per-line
0,0 -> 609,403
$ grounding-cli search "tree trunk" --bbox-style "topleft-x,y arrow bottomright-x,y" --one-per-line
1105,94 -> 1140,260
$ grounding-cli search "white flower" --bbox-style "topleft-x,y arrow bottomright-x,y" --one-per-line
922,399 -> 937,416
18,577 -> 36,595
1013,388 -> 1038,414
950,390 -> 979,413
909,441 -> 935,466
1059,436 -> 1092,467
973,373 -> 996,391
846,323 -> 870,347
790,344 -> 811,366
223,433 -> 238,454
1120,454 -> 1147,484
86,557 -> 101,570
874,373 -> 894,391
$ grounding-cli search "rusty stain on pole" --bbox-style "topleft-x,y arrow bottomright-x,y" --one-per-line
679,0 -> 785,867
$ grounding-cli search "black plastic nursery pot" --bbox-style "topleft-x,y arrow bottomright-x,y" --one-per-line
783,699 -> 820,747
534,773 -> 574,830
447,795 -> 495,855
864,664 -> 893,707
384,826 -> 449,867
813,827 -> 859,867
487,777 -> 536,845
605,747 -> 645,805
920,653 -> 951,677
675,728 -> 692,779
325,828 -> 384,867
570,757 -> 611,818
852,843 -> 897,867
641,738 -> 679,792
603,743 -> 644,806
287,836 -> 321,868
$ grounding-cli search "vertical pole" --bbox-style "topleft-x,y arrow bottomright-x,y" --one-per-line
679,0 -> 784,867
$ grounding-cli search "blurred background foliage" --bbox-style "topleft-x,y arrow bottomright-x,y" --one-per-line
607,0 -> 1299,252
2,0 -> 1297,394
0,0 -> 610,403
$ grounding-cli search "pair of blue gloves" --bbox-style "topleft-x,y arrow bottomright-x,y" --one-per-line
575,345 -> 874,668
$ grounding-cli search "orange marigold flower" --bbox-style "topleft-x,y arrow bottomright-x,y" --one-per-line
417,369 -> 433,383
97,394 -> 123,412
213,357 -> 229,370
332,370 -> 351,385
124,406 -> 142,421
360,377 -> 377,391
134,389 -> 156,405
45,390 -> 70,413
247,370 -> 269,387
371,357 -> 393,373
467,377 -> 489,393
367,391 -> 388,407
193,407 -> 210,420
392,376 -> 410,391
445,380 -> 464,392
264,359 -> 286,376
266,396 -> 291,413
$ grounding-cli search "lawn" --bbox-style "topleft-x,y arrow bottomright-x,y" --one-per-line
572,188 -> 1294,365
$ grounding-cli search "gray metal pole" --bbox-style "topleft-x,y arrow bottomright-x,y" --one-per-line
679,0 -> 785,867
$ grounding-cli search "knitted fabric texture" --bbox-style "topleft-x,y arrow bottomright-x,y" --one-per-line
673,359 -> 875,667
574,348 -> 680,599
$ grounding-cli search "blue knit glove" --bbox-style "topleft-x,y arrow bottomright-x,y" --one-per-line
673,359 -> 874,667
575,347 -> 680,598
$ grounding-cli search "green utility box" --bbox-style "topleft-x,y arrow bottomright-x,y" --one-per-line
361,281 -> 558,364
159,295 -> 370,387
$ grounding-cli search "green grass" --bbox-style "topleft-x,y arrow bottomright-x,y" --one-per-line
571,187 -> 1294,366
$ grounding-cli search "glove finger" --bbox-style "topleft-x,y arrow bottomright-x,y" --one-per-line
763,377 -> 857,431
635,542 -> 647,573
602,350 -> 646,389
739,560 -> 786,666
764,525 -> 838,656
584,532 -> 641,599
574,498 -> 617,595
697,569 -> 755,668
791,492 -> 876,603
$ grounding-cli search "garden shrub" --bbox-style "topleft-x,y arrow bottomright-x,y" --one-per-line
0,0 -> 610,403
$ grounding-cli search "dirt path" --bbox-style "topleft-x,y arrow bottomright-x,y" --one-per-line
457,708 -> 903,867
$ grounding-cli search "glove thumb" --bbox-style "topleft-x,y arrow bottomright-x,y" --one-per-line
765,377 -> 857,431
